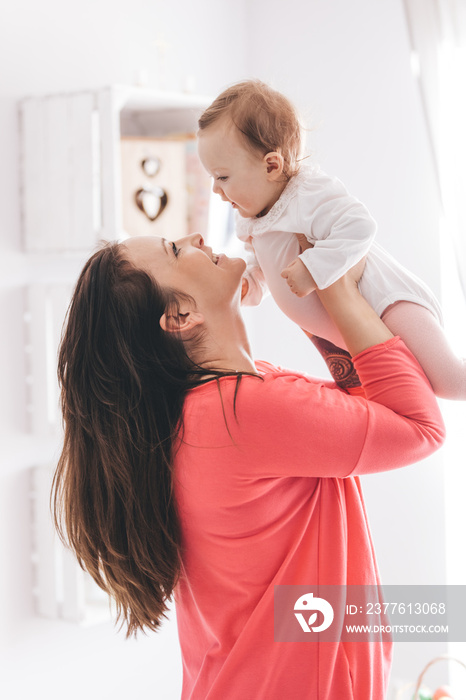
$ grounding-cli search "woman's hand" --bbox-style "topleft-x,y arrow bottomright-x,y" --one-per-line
316,259 -> 392,357
297,231 -> 367,288
296,233 -> 313,253
283,233 -> 366,299
341,255 -> 366,287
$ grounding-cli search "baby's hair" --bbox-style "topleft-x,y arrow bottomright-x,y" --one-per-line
198,79 -> 303,179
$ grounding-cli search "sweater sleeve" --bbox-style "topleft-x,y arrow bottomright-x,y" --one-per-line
296,170 -> 377,290
234,337 -> 445,478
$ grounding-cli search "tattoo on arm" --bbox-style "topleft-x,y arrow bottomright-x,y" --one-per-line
305,333 -> 362,390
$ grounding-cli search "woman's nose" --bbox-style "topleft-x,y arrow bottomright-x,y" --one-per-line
178,233 -> 204,248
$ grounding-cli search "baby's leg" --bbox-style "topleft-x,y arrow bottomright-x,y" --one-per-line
381,301 -> 466,400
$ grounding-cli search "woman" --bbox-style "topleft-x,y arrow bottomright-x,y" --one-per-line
52,233 -> 445,700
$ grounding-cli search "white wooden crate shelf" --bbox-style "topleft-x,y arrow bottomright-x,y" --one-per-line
20,85 -> 212,253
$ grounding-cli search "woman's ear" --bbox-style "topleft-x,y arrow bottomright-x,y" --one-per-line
264,151 -> 284,181
160,310 -> 204,334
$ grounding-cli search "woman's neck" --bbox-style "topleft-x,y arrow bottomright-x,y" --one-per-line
192,306 -> 257,376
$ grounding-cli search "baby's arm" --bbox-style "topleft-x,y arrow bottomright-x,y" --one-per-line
280,257 -> 316,297
281,234 -> 317,296
241,237 -> 269,306
282,172 -> 377,296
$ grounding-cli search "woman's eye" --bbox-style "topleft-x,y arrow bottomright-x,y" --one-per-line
217,176 -> 228,182
171,241 -> 179,257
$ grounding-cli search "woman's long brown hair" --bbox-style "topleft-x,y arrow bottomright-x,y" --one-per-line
51,242 -> 241,638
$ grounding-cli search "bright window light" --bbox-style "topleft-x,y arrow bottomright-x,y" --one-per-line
437,42 -> 466,587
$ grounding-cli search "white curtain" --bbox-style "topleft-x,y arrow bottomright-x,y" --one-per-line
403,0 -> 466,297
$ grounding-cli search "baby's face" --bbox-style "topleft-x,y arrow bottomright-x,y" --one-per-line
198,120 -> 283,218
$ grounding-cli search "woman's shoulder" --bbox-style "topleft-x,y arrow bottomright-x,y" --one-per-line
254,360 -> 322,382
185,363 -> 334,410
185,363 -> 325,397
181,364 -> 340,448
254,359 -> 281,374
254,362 -> 336,399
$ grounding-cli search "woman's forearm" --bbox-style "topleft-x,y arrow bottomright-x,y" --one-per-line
303,331 -> 362,390
316,276 -> 393,357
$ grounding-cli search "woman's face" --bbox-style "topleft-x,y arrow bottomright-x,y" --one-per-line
123,233 -> 246,310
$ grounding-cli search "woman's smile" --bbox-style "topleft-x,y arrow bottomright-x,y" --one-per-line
123,233 -> 246,308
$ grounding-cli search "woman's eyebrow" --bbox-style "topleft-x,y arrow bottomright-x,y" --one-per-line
161,238 -> 170,256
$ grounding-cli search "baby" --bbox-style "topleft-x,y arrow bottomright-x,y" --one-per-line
197,79 -> 465,399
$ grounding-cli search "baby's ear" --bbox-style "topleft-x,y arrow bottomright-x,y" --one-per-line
264,151 -> 284,180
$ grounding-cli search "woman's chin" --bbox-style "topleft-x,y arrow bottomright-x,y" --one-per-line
220,254 -> 247,273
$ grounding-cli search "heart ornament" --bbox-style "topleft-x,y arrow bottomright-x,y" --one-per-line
141,156 -> 161,177
135,186 -> 168,222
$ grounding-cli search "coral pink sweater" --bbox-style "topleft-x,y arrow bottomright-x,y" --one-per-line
174,338 -> 445,700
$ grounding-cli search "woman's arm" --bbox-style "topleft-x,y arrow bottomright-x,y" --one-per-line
316,268 -> 393,356
302,331 -> 363,392
232,337 -> 445,479
228,266 -> 445,479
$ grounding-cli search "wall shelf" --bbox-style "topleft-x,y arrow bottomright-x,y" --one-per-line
20,84 -> 212,253
19,84 -> 213,438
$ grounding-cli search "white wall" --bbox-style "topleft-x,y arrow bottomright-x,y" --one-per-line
1,0 -> 462,697
0,2 -> 248,699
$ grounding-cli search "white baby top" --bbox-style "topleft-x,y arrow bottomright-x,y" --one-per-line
236,164 -> 443,350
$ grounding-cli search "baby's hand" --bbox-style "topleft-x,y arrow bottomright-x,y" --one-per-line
281,258 -> 316,297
